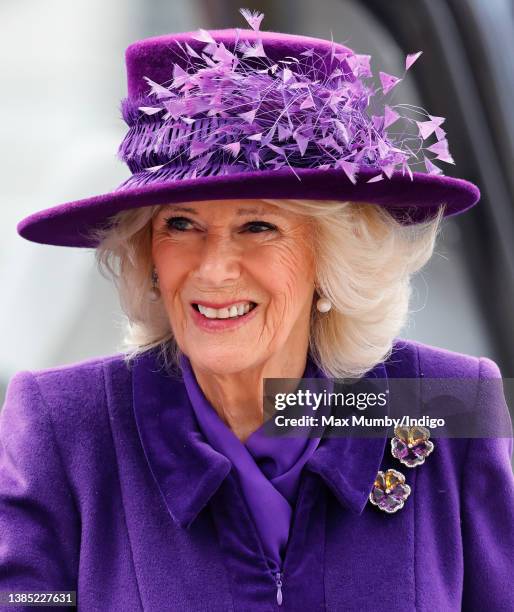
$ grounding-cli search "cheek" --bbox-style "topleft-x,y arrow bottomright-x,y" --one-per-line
151,238 -> 192,314
251,240 -> 315,307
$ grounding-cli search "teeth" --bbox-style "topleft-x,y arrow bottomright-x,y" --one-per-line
197,301 -> 255,319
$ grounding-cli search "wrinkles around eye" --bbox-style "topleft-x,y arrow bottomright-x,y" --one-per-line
163,217 -> 277,234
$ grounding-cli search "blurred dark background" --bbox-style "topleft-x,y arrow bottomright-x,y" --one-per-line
1,1 -> 512,427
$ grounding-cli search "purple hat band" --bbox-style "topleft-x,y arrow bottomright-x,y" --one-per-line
16,8 -> 480,248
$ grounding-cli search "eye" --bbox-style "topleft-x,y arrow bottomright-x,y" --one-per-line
243,221 -> 277,234
164,216 -> 194,232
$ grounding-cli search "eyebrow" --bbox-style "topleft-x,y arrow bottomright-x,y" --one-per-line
161,205 -> 282,217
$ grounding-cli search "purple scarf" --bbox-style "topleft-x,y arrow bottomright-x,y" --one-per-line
179,353 -> 333,573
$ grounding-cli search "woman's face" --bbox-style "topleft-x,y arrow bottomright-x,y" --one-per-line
151,199 -> 316,374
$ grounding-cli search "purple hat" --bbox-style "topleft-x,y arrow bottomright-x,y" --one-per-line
17,8 -> 480,248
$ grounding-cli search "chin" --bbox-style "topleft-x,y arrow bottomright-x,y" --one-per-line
187,346 -> 260,375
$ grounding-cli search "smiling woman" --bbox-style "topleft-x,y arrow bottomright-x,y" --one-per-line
151,199 -> 316,381
91,197 -> 441,441
1,8 -> 513,612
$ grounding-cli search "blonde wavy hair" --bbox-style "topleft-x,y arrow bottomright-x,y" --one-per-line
90,198 -> 444,378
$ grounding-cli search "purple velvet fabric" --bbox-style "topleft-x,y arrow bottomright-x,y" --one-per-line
15,27 -> 481,249
178,351 -> 335,573
0,338 -> 513,611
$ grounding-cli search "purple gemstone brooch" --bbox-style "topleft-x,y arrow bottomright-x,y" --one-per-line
390,425 -> 435,468
368,468 -> 411,514
369,427 -> 435,514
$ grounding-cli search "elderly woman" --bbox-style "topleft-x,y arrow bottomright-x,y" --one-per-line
1,9 -> 513,612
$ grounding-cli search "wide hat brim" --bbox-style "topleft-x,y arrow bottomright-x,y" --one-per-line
17,166 -> 479,248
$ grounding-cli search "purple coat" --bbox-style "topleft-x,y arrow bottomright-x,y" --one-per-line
0,338 -> 513,611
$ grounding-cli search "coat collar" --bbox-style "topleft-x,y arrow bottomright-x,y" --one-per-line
132,348 -> 232,529
303,357 -> 391,515
132,345 -> 406,529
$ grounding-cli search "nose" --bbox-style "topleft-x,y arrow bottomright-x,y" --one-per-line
191,233 -> 242,285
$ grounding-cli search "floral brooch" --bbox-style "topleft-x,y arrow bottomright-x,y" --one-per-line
369,426 -> 434,514
368,468 -> 411,514
390,425 -> 434,468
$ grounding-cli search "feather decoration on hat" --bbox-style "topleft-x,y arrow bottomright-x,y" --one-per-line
116,7 -> 455,190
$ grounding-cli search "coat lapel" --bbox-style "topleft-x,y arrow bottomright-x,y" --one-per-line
305,360 -> 391,514
132,348 -> 231,529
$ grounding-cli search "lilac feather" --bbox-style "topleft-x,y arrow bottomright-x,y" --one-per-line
115,8 -> 455,191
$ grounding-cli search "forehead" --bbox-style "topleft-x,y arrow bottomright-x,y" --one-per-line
157,199 -> 291,217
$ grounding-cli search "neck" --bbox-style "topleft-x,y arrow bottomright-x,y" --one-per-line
190,348 -> 310,443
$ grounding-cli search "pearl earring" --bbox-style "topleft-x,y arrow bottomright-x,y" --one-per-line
148,268 -> 161,301
316,296 -> 332,313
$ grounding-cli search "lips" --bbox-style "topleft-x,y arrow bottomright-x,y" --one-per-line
189,299 -> 260,331
192,301 -> 257,319
192,299 -> 258,309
